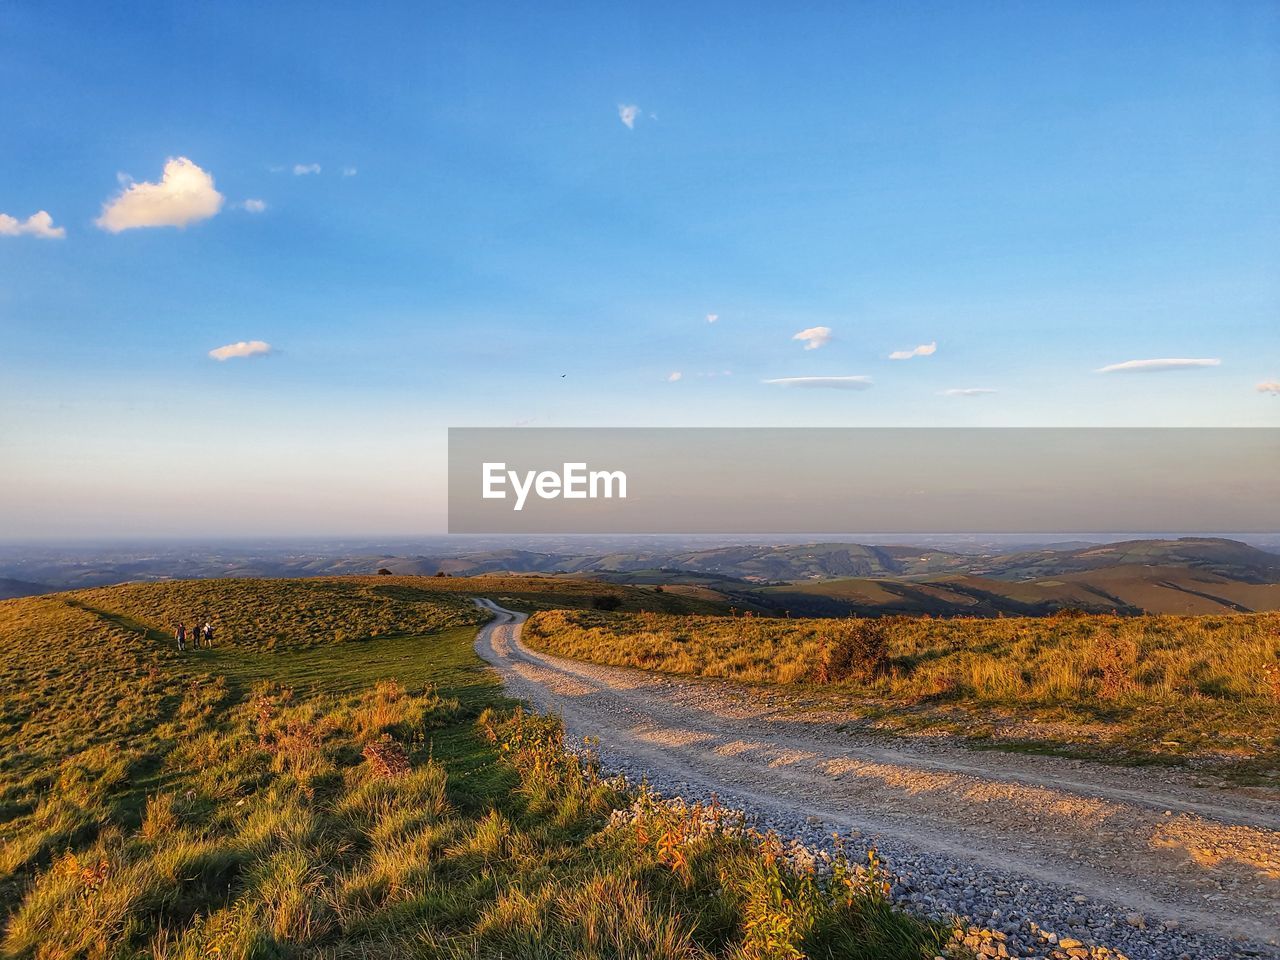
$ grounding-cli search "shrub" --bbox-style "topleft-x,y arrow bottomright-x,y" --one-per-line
1091,631 -> 1138,699
809,620 -> 888,685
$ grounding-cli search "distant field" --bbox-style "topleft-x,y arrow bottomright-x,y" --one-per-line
525,609 -> 1280,774
761,566 -> 1280,618
367,573 -> 730,615
0,578 -> 938,958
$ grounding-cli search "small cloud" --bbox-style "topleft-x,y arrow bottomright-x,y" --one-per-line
96,157 -> 223,232
764,376 -> 872,390
240,199 -> 267,213
792,326 -> 832,351
0,210 -> 65,239
1258,381 -> 1280,395
342,166 -> 358,177
889,341 -> 937,360
941,388 -> 997,397
1096,358 -> 1220,374
209,340 -> 272,361
293,163 -> 321,175
667,371 -> 683,382
618,104 -> 639,129
706,313 -> 719,324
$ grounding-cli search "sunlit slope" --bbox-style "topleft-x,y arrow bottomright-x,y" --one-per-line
0,577 -> 939,958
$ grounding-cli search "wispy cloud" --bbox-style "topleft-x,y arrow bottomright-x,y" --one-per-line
666,371 -> 683,382
941,387 -> 997,397
209,340 -> 272,361
0,210 -> 65,239
618,104 -> 639,129
96,157 -> 223,232
764,376 -> 872,390
342,166 -> 358,177
293,163 -> 321,175
1096,358 -> 1220,374
889,341 -> 937,360
239,199 -> 267,213
706,313 -> 719,324
1258,381 -> 1280,395
792,326 -> 832,350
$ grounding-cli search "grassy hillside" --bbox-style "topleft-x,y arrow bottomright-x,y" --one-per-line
525,609 -> 1280,778
62,575 -> 721,652
0,578 -> 941,959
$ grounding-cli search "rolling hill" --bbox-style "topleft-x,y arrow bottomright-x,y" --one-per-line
4,537 -> 1277,617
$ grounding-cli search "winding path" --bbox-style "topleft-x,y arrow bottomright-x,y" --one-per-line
473,599 -> 1280,956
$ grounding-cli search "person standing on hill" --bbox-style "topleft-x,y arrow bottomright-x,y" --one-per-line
175,622 -> 186,652
202,621 -> 214,647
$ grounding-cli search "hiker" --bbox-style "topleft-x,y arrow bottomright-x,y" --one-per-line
202,621 -> 214,647
176,623 -> 186,652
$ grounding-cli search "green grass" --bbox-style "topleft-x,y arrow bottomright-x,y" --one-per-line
0,577 -> 948,959
524,608 -> 1280,777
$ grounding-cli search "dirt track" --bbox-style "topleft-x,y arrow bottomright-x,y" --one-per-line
473,599 -> 1280,954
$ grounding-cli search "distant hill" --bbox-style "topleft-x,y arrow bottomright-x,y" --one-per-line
0,578 -> 53,600
977,538 -> 1280,583
761,566 -> 1280,617
3,537 -> 1276,617
561,537 -> 1280,616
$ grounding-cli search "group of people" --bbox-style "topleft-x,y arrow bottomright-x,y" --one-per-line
175,620 -> 215,652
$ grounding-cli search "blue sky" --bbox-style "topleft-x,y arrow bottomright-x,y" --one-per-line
1,1 -> 1277,537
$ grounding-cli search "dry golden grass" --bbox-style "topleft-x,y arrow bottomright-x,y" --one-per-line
525,609 -> 1280,768
69,576 -> 484,649
0,579 -> 942,958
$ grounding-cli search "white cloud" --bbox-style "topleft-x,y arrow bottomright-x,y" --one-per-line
209,340 -> 272,361
941,388 -> 997,397
240,199 -> 267,213
96,157 -> 223,233
618,104 -> 639,129
706,313 -> 719,324
0,210 -> 65,239
667,371 -> 683,382
342,166 -> 358,177
293,163 -> 321,175
889,341 -> 937,360
1096,358 -> 1220,374
764,376 -> 872,390
792,326 -> 832,350
1258,381 -> 1280,395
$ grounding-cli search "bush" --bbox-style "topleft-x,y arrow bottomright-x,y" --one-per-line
809,620 -> 888,685
592,595 -> 623,611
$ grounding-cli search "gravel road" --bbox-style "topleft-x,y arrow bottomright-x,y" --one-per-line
473,599 -> 1280,960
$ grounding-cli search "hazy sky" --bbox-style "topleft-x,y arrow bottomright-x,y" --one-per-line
1,2 -> 1277,537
